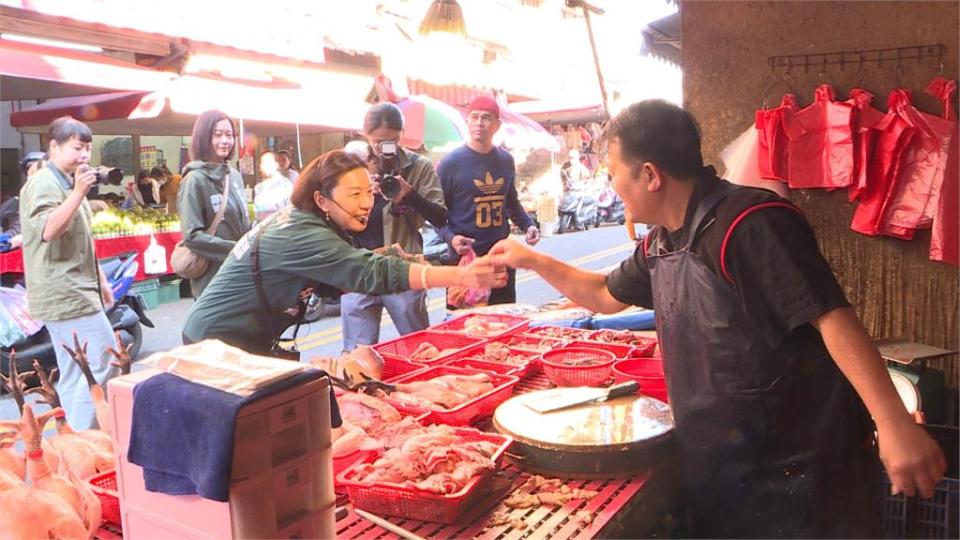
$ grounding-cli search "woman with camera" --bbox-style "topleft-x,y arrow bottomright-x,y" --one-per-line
181,150 -> 504,356
176,110 -> 251,297
339,102 -> 449,351
19,116 -> 118,430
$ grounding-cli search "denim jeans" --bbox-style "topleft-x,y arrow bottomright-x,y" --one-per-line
340,289 -> 429,352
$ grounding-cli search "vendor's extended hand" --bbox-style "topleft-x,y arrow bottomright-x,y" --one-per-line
451,234 -> 475,255
460,254 -> 508,290
877,416 -> 947,498
525,225 -> 540,246
489,238 -> 538,270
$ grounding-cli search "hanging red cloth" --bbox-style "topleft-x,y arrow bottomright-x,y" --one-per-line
846,89 -> 886,202
927,77 -> 959,266
850,90 -> 918,236
755,94 -> 798,183
784,84 -> 856,189
880,88 -> 955,239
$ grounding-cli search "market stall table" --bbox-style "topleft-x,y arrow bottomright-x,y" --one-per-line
0,231 -> 181,281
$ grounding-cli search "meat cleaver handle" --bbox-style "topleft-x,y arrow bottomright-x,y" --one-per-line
606,380 -> 639,399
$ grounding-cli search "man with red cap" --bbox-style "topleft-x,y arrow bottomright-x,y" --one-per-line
437,95 -> 539,306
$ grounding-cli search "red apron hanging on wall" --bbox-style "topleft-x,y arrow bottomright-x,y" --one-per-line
880,89 -> 955,240
755,94 -> 798,183
784,84 -> 855,189
846,89 -> 885,202
927,77 -> 959,265
850,90 -> 918,236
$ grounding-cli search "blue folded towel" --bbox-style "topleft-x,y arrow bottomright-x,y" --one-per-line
127,369 -> 340,502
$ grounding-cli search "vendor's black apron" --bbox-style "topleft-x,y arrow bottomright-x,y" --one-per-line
647,181 -> 882,538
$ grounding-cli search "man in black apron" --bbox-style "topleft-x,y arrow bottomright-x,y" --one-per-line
490,100 -> 946,538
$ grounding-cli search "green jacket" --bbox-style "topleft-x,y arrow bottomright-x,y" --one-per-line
19,163 -> 101,321
182,207 -> 411,352
177,161 -> 251,297
381,149 -> 445,254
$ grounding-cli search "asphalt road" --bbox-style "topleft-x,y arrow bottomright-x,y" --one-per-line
1,223 -> 637,421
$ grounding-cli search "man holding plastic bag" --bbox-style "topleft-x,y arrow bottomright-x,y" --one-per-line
438,96 -> 539,308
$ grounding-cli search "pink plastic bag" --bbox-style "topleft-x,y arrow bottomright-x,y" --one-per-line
446,248 -> 490,309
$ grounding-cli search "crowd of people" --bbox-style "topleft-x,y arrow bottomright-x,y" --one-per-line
10,96 -> 948,539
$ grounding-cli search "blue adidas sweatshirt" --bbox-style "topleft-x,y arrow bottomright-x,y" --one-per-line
437,145 -> 534,256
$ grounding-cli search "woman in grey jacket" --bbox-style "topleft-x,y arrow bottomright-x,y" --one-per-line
177,110 -> 251,297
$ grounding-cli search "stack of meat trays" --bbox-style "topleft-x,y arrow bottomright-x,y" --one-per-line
107,369 -> 336,538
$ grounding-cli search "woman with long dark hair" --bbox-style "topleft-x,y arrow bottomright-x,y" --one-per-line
177,110 -> 251,297
182,149 -> 505,356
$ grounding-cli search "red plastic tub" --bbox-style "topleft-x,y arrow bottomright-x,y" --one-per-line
88,469 -> 121,526
562,339 -> 635,360
372,330 -> 484,365
613,359 -> 668,402
384,365 -> 519,425
540,347 -> 617,387
431,313 -> 529,338
338,429 -> 512,523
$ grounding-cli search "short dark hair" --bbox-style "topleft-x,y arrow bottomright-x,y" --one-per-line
149,166 -> 165,179
363,102 -> 404,134
605,100 -> 704,179
48,116 -> 92,145
189,110 -> 235,162
290,150 -> 368,217
277,150 -> 291,159
137,170 -> 150,180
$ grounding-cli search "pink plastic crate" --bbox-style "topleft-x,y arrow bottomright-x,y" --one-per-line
525,325 -> 596,341
372,330 -> 484,364
382,358 -> 427,382
431,313 -> 530,338
541,347 -> 616,387
89,470 -> 121,526
337,429 -> 512,524
491,333 -> 567,353
562,339 -> 635,360
385,365 -> 519,425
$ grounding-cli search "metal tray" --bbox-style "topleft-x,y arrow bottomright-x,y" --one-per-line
876,338 -> 957,365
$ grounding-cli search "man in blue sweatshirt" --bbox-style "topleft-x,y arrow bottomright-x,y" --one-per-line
438,96 -> 540,305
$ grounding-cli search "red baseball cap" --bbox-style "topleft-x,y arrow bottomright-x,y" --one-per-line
466,96 -> 500,119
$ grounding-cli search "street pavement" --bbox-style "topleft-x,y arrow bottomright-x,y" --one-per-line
1,224 -> 637,421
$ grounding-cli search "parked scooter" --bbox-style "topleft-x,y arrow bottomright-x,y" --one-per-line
0,250 -> 154,388
596,186 -> 626,226
557,186 -> 599,234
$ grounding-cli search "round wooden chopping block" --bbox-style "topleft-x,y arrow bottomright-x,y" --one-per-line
492,389 -> 675,478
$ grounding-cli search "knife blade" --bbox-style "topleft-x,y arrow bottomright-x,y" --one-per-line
524,381 -> 639,413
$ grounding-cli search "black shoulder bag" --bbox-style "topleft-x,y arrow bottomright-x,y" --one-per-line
250,223 -> 304,361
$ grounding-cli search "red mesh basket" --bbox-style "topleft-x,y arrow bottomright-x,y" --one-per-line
431,313 -> 530,338
563,340 -> 635,360
372,330 -> 484,364
338,430 -> 512,523
540,347 -> 617,387
88,470 -> 121,526
385,365 -> 519,425
525,325 -> 595,341
382,358 -> 427,382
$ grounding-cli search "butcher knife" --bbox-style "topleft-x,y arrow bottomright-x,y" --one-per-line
524,381 -> 639,414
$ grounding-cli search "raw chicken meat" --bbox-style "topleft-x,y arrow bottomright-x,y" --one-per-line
0,424 -> 24,480
0,486 -> 89,539
332,393 -> 418,458
409,342 -> 441,362
311,346 -> 385,382
462,316 -> 511,337
384,373 -> 496,410
0,467 -> 24,491
503,474 -> 598,509
481,343 -> 533,367
351,425 -> 501,494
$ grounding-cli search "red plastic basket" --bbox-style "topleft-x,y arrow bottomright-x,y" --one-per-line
589,329 -> 658,356
442,343 -> 540,378
385,365 -> 519,425
333,411 -> 430,486
562,339 -> 635,360
540,347 -> 617,387
446,356 -> 523,377
525,325 -> 595,341
372,330 -> 484,364
381,358 -> 427,382
88,469 -> 121,526
612,358 -> 668,401
338,429 -> 512,523
431,313 -> 530,338
491,333 -> 567,353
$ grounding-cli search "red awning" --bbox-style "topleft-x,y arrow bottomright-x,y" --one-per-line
10,74 -> 370,135
0,40 -> 177,100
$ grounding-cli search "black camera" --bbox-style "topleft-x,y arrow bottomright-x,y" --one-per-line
376,140 -> 401,199
94,166 -> 123,185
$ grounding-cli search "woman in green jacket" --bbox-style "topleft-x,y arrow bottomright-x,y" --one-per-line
177,110 -> 251,297
182,150 -> 506,355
